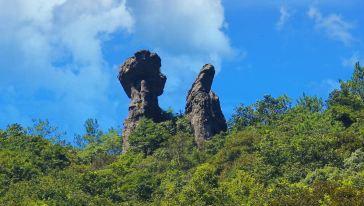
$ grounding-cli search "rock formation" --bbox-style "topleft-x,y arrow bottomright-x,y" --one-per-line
119,51 -> 227,150
118,50 -> 168,150
185,64 -> 227,147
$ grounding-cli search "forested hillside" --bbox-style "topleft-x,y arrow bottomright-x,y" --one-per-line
1,63 -> 363,205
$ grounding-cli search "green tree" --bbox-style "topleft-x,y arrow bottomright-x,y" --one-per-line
328,62 -> 364,127
129,119 -> 171,156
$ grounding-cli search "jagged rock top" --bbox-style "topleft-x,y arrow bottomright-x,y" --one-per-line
188,64 -> 215,94
186,64 -> 216,113
118,50 -> 166,98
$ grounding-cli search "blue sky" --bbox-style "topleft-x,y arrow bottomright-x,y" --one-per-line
0,0 -> 363,140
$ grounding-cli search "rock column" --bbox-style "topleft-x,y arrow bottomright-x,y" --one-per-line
185,64 -> 227,147
118,50 -> 167,151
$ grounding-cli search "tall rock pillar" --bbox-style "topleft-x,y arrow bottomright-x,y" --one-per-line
118,50 -> 167,151
185,64 -> 227,147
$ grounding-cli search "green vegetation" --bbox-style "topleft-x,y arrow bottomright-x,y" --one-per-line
1,63 -> 364,205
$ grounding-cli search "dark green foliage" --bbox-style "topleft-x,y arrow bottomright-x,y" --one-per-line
0,63 -> 363,205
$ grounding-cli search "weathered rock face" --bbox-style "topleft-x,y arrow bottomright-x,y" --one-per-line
119,50 -> 168,150
186,64 -> 227,147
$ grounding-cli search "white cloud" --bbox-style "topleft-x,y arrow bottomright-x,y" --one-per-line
126,0 -> 233,72
308,7 -> 355,46
0,0 -> 233,134
0,0 -> 134,132
276,5 -> 291,30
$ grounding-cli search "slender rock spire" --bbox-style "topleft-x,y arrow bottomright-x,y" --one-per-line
185,64 -> 227,147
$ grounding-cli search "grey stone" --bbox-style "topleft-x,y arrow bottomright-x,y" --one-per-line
118,50 -> 168,151
185,64 -> 227,147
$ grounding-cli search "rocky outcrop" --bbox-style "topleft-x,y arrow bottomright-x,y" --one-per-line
185,64 -> 227,147
119,51 -> 227,150
118,50 -> 168,151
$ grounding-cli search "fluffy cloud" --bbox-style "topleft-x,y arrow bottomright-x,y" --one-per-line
0,0 -> 134,133
308,7 -> 356,46
0,0 -> 232,135
127,0 -> 232,87
127,0 -> 231,57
